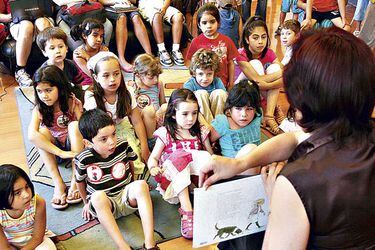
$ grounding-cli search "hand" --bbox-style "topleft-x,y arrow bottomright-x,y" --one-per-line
301,19 -> 312,30
256,80 -> 268,90
149,166 -> 163,176
58,150 -> 77,159
198,155 -> 239,189
82,203 -> 92,221
141,145 -> 150,162
159,7 -> 167,16
74,50 -> 89,61
261,162 -> 285,199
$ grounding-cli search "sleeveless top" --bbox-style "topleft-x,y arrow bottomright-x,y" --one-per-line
0,196 -> 37,247
280,128 -> 375,249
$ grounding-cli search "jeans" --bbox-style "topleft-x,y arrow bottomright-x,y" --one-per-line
241,0 -> 268,22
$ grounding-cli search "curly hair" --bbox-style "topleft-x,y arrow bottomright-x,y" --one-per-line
133,53 -> 162,77
189,48 -> 220,75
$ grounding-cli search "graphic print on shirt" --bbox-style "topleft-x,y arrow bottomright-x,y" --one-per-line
57,114 -> 70,128
111,161 -> 127,180
87,164 -> 104,182
210,41 -> 228,63
136,94 -> 152,109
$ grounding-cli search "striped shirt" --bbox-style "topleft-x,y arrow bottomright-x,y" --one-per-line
75,139 -> 137,200
0,196 -> 36,247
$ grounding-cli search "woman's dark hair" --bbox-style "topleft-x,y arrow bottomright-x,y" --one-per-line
284,27 -> 375,143
224,80 -> 262,117
0,164 -> 35,210
79,109 -> 115,142
70,18 -> 104,42
33,65 -> 72,127
91,56 -> 132,119
197,3 -> 220,34
242,16 -> 270,60
164,89 -> 202,145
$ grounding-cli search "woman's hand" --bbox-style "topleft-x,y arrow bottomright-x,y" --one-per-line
261,162 -> 285,200
149,166 -> 163,176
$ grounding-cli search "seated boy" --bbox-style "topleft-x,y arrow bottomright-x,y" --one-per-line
280,19 -> 301,66
137,0 -> 185,67
36,27 -> 84,101
75,109 -> 159,250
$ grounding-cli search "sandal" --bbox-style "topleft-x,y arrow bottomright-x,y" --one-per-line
178,207 -> 193,239
262,115 -> 283,135
66,188 -> 82,204
141,243 -> 160,250
51,191 -> 68,210
274,105 -> 286,125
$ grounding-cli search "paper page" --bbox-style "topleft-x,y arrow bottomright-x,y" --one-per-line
193,175 -> 269,248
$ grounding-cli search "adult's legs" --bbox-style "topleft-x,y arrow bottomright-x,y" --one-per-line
242,0 -> 252,22
152,13 -> 164,44
255,0 -> 268,21
351,0 -> 370,35
131,14 -> 152,54
115,15 -> 133,72
358,2 -> 375,48
171,13 -> 184,45
103,18 -> 113,47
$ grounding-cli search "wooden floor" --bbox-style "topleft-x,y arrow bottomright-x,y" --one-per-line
0,0 -> 357,249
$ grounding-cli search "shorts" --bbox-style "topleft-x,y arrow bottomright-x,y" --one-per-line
10,17 -> 54,42
171,0 -> 199,15
55,136 -> 71,164
106,10 -> 140,22
88,185 -> 138,219
138,0 -> 183,24
281,0 -> 302,14
312,10 -> 341,22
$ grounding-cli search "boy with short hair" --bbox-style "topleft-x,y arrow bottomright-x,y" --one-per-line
75,109 -> 159,250
36,27 -> 84,100
280,19 -> 301,66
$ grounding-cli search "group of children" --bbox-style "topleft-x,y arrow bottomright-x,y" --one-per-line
0,2 -> 307,249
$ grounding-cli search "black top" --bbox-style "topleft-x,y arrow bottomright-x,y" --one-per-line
281,128 -> 375,249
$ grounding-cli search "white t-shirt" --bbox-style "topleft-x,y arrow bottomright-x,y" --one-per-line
84,90 -> 137,124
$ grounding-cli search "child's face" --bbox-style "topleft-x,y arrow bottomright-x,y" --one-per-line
42,38 -> 68,65
138,72 -> 158,87
246,27 -> 267,56
10,177 -> 32,211
280,28 -> 296,47
174,101 -> 199,130
36,82 -> 59,107
90,125 -> 117,159
84,28 -> 104,50
199,13 -> 219,39
229,106 -> 255,128
93,58 -> 122,94
194,68 -> 215,88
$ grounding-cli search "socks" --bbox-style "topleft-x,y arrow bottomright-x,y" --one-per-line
172,44 -> 180,52
157,43 -> 166,52
15,65 -> 25,72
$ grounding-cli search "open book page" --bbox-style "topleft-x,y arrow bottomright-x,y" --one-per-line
193,175 -> 269,248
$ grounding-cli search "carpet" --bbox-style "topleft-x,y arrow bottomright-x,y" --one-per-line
15,86 -> 182,250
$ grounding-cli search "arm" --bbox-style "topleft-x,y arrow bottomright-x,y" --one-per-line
337,0 -> 349,28
227,59 -> 235,90
73,53 -> 92,77
238,17 -> 243,48
297,0 -> 306,10
0,14 -> 11,23
203,138 -> 213,154
147,138 -> 165,176
20,196 -> 46,250
209,127 -> 221,143
28,108 -> 75,159
161,0 -> 171,14
158,81 -> 167,105
199,131 -> 305,188
237,61 -> 282,83
301,0 -> 313,30
262,176 -> 310,249
129,108 -> 150,162
0,226 -> 16,250
76,180 -> 92,221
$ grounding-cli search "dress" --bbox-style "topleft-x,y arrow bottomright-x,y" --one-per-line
40,96 -> 82,147
187,33 -> 239,88
84,91 -> 146,175
280,128 -> 375,248
153,126 -> 210,203
211,114 -> 262,158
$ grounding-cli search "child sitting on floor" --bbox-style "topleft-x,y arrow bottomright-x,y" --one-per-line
280,19 -> 301,66
0,164 -> 56,250
71,18 -> 109,86
184,48 -> 227,124
126,53 -> 168,150
75,109 -> 159,250
148,89 -> 213,239
36,27 -> 84,102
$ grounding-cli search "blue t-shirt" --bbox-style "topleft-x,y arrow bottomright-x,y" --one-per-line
211,114 -> 262,158
218,8 -> 240,48
183,77 -> 226,94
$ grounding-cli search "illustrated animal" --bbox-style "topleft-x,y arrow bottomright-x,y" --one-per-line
213,223 -> 243,239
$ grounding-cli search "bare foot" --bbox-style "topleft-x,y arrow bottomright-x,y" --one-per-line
119,59 -> 134,73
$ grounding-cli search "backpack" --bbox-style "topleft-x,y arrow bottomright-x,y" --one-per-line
58,0 -> 105,26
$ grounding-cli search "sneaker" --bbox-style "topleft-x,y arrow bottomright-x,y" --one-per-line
15,68 -> 33,87
171,50 -> 185,66
158,50 -> 173,67
274,25 -> 282,36
353,30 -> 360,37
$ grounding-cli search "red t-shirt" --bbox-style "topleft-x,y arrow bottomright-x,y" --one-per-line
187,33 -> 239,88
300,0 -> 338,12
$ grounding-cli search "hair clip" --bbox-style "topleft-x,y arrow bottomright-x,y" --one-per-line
85,23 -> 90,31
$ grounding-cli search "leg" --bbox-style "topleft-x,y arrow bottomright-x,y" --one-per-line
57,19 -> 83,51
194,90 -> 214,124
141,106 -> 157,139
351,0 -> 370,34
132,14 -> 152,54
263,88 -> 282,135
255,0 -> 268,21
152,13 -> 164,44
116,15 -> 133,72
171,13 -> 184,45
103,18 -> 114,47
209,89 -> 228,118
34,17 -> 53,33
91,191 -> 132,250
242,0 -> 252,23
67,121 -> 84,203
37,128 -> 67,208
35,236 -> 57,250
177,187 -> 193,239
